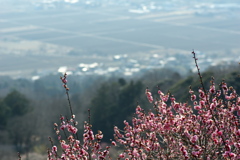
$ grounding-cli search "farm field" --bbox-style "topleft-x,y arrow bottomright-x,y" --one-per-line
0,7 -> 240,77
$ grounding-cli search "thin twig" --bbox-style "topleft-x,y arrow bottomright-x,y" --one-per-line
192,51 -> 207,93
192,50 -> 229,158
66,90 -> 74,117
60,73 -> 79,140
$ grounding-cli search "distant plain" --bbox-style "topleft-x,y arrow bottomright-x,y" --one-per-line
0,7 -> 240,77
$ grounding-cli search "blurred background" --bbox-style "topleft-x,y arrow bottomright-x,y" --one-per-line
0,0 -> 240,159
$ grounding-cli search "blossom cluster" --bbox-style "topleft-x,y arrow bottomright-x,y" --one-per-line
60,73 -> 69,91
113,81 -> 240,159
48,115 -> 111,160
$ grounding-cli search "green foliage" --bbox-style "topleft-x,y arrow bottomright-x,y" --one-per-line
4,90 -> 31,116
0,90 -> 31,128
90,79 -> 143,141
7,113 -> 37,153
0,99 -> 11,127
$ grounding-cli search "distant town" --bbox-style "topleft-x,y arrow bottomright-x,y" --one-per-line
0,0 -> 240,80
